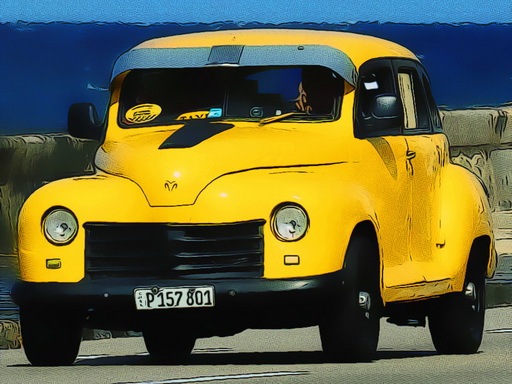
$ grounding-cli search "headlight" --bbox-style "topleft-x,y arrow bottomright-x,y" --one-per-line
43,208 -> 78,245
271,204 -> 309,241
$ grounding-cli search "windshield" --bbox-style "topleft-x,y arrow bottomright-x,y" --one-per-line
118,66 -> 344,127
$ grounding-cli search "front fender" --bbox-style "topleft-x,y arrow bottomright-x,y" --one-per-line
195,164 -> 377,278
18,172 -> 151,282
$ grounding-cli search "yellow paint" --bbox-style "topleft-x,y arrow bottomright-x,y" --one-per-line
17,29 -> 495,305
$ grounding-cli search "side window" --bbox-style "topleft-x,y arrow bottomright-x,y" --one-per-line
355,59 -> 401,138
359,67 -> 395,116
397,72 -> 417,129
421,71 -> 443,132
396,67 -> 430,131
359,65 -> 396,118
356,59 -> 438,139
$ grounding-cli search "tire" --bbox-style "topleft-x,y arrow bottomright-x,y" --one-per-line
319,232 -> 381,362
19,307 -> 83,366
428,256 -> 485,354
143,325 -> 196,363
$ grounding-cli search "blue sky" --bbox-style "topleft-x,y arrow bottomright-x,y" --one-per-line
2,0 -> 511,24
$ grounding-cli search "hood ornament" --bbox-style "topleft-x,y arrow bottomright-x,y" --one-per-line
164,180 -> 178,192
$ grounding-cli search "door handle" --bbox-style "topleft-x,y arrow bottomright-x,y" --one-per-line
406,150 -> 416,160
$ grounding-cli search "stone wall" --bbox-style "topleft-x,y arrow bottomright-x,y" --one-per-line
0,134 -> 98,255
442,107 -> 512,210
0,319 -> 21,349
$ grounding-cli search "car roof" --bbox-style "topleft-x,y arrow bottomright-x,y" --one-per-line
132,29 -> 418,69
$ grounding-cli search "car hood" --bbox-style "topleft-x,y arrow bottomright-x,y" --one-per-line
95,121 -> 347,206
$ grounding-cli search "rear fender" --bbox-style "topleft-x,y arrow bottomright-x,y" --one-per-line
440,165 -> 495,289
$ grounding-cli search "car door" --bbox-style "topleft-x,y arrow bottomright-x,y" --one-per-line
392,60 -> 447,280
356,59 -> 422,289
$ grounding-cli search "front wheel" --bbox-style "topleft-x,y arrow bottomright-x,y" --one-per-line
19,307 -> 83,366
319,233 -> 381,362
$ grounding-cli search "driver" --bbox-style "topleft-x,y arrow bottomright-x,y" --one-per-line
294,68 -> 342,115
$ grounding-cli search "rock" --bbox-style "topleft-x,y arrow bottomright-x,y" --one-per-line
0,320 -> 21,349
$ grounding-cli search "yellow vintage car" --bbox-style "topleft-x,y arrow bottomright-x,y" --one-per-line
12,29 -> 496,365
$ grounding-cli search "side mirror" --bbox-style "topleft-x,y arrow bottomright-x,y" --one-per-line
362,94 -> 404,134
68,103 -> 103,141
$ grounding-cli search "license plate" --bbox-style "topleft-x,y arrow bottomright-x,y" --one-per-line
134,286 -> 215,310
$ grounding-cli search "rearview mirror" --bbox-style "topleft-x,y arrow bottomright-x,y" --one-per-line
373,95 -> 402,118
68,103 -> 103,141
361,94 -> 404,135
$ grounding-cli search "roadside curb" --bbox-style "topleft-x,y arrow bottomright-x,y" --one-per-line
486,282 -> 512,308
0,321 -> 141,349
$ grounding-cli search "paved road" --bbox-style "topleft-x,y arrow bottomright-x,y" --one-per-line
1,307 -> 510,384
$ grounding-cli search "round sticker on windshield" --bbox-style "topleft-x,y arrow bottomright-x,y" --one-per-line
125,104 -> 162,124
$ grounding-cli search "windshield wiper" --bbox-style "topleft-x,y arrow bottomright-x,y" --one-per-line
258,112 -> 308,126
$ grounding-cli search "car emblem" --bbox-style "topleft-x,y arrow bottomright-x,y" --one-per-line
164,180 -> 178,192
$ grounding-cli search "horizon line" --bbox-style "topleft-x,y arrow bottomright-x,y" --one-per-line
2,20 -> 512,27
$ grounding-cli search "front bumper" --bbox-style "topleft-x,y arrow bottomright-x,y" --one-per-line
11,270 -> 345,335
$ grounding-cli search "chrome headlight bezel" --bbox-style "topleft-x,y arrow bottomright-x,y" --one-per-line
42,207 -> 79,245
271,203 -> 309,242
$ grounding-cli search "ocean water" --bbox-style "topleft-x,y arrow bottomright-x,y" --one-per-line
0,21 -> 511,135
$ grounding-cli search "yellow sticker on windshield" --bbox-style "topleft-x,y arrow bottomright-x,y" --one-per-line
125,104 -> 162,124
177,111 -> 210,120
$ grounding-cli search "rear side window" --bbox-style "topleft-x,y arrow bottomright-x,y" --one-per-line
396,69 -> 429,131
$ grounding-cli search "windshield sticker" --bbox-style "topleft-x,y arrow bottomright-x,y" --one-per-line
177,111 -> 210,120
208,108 -> 223,118
125,104 -> 162,124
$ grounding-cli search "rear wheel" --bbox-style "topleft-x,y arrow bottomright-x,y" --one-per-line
319,232 -> 381,362
428,257 -> 485,354
143,325 -> 196,363
19,307 -> 83,366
